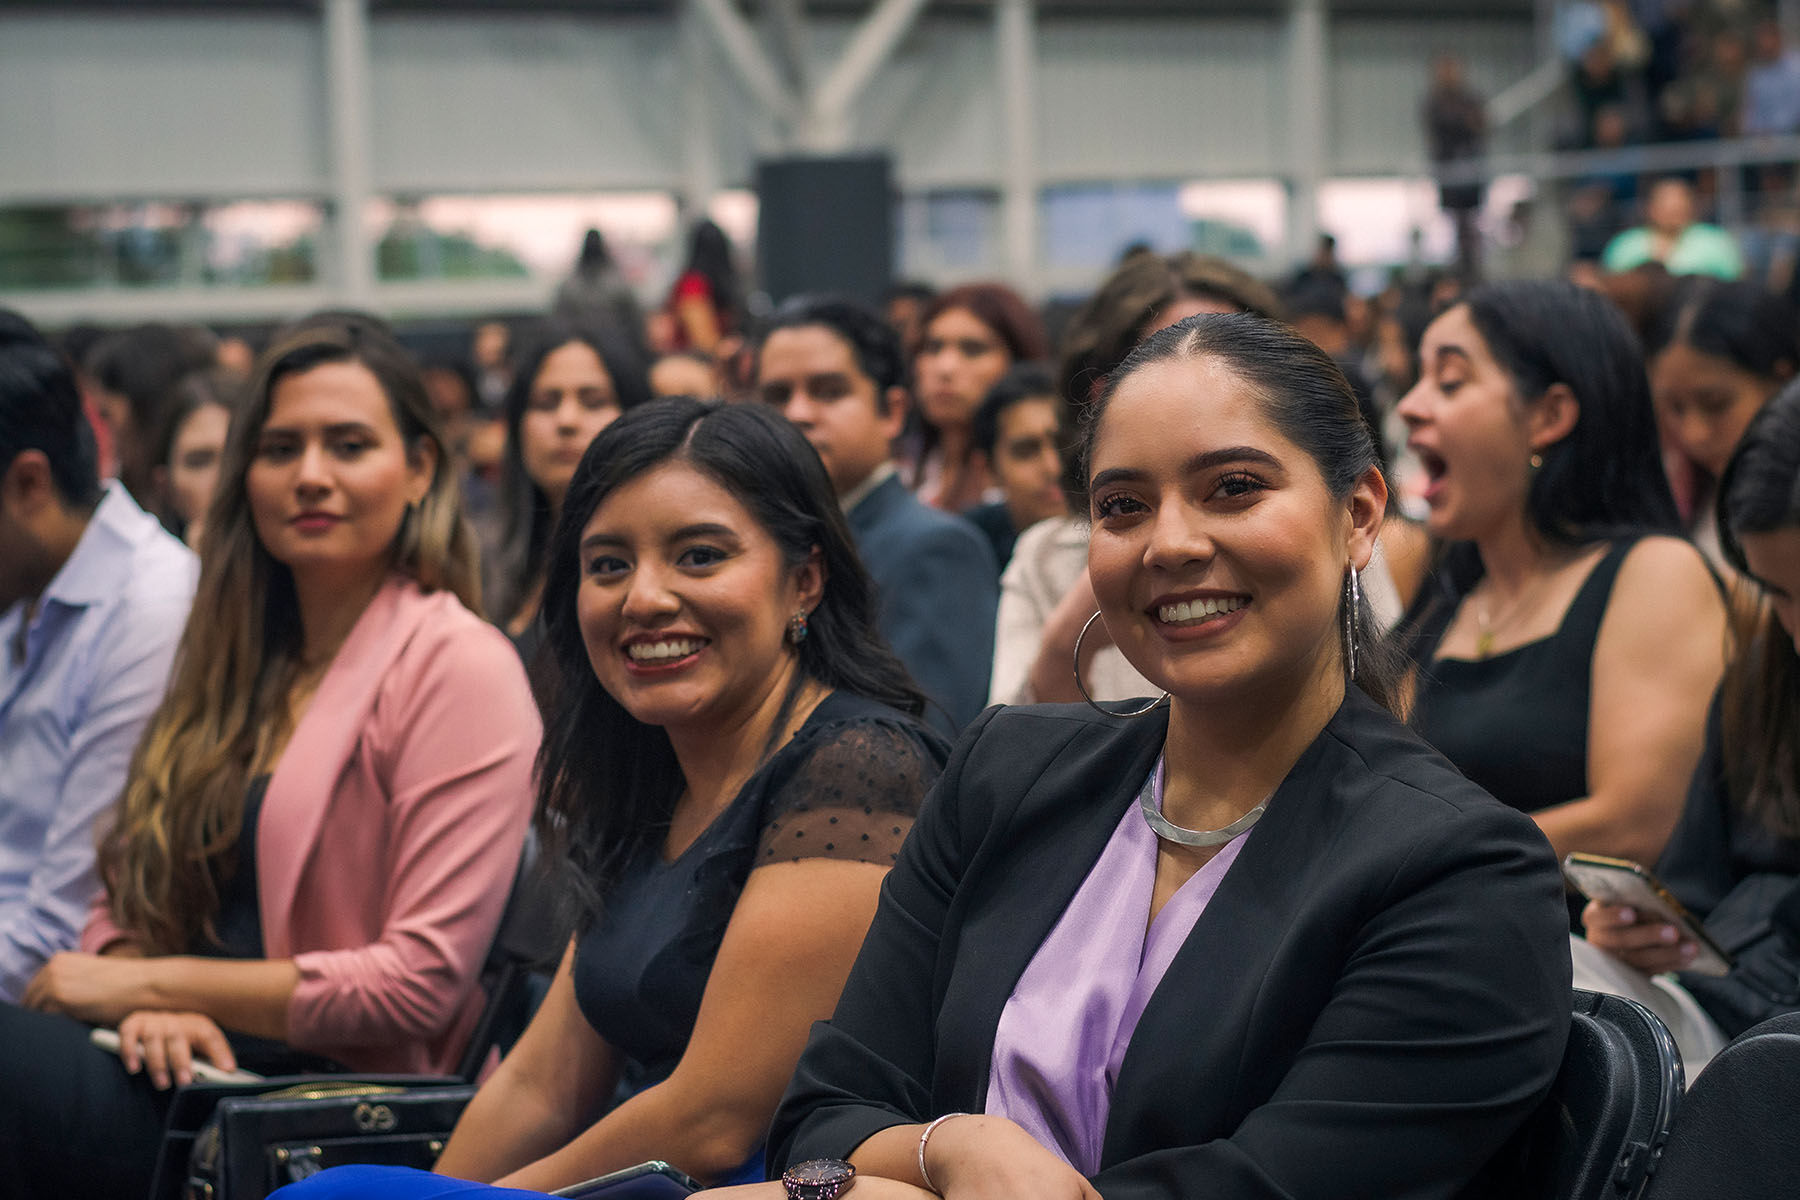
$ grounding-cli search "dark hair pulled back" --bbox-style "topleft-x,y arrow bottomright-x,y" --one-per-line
1653,278 -> 1800,383
1079,311 -> 1399,712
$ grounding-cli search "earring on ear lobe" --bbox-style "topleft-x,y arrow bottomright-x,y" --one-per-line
1529,453 -> 1544,472
1073,612 -> 1167,718
787,610 -> 810,645
1342,567 -> 1363,683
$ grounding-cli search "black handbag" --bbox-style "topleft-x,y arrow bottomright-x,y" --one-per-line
179,1079 -> 475,1199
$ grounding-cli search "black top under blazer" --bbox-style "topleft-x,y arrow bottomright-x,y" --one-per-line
770,689 -> 1573,1200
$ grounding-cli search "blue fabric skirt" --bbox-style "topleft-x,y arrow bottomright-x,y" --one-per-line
273,1153 -> 765,1198
274,1166 -> 552,1198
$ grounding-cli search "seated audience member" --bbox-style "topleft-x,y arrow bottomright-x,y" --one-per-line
663,219 -> 741,356
1398,280 -> 1727,867
757,297 -> 998,731
992,254 -> 1283,705
1059,252 -> 1285,407
1603,177 -> 1745,280
650,350 -> 721,399
278,400 -> 949,1197
0,320 -> 539,1200
1284,280 -> 1378,409
961,363 -> 1066,571
420,356 -> 504,560
488,322 -> 652,660
150,367 -> 239,549
1578,383 -> 1800,1072
84,322 -> 218,514
910,283 -> 1051,514
1648,279 -> 1798,571
884,281 -> 936,355
751,314 -> 1571,1200
552,228 -> 646,345
0,317 -> 197,1005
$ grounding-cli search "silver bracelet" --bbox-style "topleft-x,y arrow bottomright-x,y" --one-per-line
917,1111 -> 973,1193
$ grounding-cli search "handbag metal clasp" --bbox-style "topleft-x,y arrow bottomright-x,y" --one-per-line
352,1102 -> 398,1133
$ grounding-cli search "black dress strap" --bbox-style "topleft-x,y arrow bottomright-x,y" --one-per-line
1551,538 -> 1640,655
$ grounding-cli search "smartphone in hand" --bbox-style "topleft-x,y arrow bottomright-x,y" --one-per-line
1562,852 -> 1735,977
87,1027 -> 264,1084
550,1161 -> 702,1200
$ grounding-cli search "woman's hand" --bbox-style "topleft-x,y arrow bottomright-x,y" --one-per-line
116,1010 -> 238,1090
21,951 -> 153,1025
1583,901 -> 1700,975
924,1115 -> 1101,1200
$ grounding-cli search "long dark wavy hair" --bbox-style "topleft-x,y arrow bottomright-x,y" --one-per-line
1404,280 -> 1684,625
1079,312 -> 1401,713
1716,381 -> 1800,838
491,321 -> 652,629
536,398 -> 926,925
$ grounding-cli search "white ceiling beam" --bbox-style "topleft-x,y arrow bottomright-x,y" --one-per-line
688,0 -> 801,126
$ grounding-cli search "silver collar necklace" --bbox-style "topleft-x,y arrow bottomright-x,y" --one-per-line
1138,755 -> 1266,848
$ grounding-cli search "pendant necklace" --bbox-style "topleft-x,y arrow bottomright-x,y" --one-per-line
1471,569 -> 1553,660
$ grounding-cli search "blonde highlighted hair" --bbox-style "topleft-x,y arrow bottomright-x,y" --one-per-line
99,319 -> 481,953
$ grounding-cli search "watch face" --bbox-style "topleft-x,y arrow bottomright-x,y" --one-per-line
784,1158 -> 855,1199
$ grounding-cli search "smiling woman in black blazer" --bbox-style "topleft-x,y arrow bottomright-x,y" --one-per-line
741,314 -> 1573,1200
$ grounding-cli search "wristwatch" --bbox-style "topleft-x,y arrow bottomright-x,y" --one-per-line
781,1158 -> 856,1200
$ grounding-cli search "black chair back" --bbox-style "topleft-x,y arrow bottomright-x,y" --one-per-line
1480,989 -> 1684,1200
452,840 -> 565,1082
1640,1010 -> 1800,1198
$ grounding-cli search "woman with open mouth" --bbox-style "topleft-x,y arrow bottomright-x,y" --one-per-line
1397,279 -> 1727,875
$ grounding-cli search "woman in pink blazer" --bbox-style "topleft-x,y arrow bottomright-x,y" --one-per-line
0,319 -> 539,1200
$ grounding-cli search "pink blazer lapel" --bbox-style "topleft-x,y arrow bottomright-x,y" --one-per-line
257,576 -> 433,958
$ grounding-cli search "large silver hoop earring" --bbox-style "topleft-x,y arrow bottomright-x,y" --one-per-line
1341,567 -> 1362,683
1073,611 -> 1167,718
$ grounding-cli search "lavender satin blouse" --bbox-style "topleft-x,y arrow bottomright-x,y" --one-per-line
983,756 -> 1250,1175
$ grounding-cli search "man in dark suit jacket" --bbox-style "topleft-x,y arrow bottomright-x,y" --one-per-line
756,298 -> 999,732
771,691 -> 1573,1198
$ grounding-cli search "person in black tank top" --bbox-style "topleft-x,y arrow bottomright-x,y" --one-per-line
1412,539 -> 1637,815
1396,281 -> 1726,869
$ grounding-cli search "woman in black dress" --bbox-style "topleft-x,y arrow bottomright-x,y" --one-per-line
1397,280 -> 1726,867
289,399 -> 947,1197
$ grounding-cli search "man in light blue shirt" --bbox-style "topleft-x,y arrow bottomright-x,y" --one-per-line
0,317 -> 197,1001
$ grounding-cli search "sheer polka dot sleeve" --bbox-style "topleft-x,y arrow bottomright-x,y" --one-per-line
757,719 -> 940,867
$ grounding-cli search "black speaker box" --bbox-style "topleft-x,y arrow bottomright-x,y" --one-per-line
755,154 -> 894,308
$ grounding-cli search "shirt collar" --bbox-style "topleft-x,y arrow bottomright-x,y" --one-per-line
40,483 -> 152,610
840,460 -> 897,515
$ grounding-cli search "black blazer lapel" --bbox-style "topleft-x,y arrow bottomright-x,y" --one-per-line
1100,694 -> 1373,1164
933,707 -> 1169,1110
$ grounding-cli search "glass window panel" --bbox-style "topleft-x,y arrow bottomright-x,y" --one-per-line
0,200 -> 322,291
